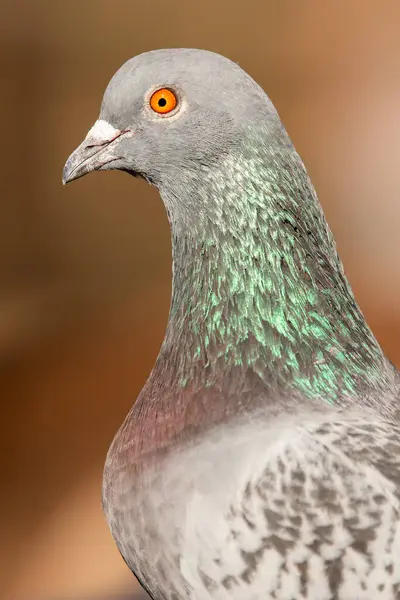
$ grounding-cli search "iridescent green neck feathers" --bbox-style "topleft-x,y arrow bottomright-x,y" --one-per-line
157,128 -> 391,403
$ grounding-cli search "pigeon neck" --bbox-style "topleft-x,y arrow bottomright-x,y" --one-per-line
156,132 -> 390,403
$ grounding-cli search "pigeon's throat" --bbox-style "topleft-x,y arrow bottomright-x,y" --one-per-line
157,145 -> 387,401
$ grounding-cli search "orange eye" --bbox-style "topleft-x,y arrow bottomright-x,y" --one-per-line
150,88 -> 178,114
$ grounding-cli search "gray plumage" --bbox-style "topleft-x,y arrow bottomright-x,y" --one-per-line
63,49 -> 400,600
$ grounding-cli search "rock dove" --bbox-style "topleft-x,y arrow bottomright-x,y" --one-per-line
63,49 -> 400,600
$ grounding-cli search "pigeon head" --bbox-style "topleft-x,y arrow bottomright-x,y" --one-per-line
62,48 -> 282,193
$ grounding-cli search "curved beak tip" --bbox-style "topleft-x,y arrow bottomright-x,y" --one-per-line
61,120 -> 127,188
62,159 -> 74,186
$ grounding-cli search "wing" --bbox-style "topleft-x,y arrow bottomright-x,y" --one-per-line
104,410 -> 400,600
178,414 -> 400,600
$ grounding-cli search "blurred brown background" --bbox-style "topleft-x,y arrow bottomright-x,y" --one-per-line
1,1 -> 400,599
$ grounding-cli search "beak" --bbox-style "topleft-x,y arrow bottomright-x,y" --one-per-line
62,119 -> 132,185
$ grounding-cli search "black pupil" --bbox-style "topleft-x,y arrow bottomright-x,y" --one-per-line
158,97 -> 167,107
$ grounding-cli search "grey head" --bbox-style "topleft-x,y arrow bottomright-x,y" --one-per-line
62,48 -> 286,194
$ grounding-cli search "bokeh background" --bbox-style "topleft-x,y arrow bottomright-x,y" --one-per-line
1,1 -> 400,599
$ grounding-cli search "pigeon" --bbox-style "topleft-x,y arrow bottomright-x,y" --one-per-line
63,49 -> 400,600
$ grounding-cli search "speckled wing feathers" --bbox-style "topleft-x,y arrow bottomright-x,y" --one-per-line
104,411 -> 400,600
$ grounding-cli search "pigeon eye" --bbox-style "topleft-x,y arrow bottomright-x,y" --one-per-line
150,88 -> 178,115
